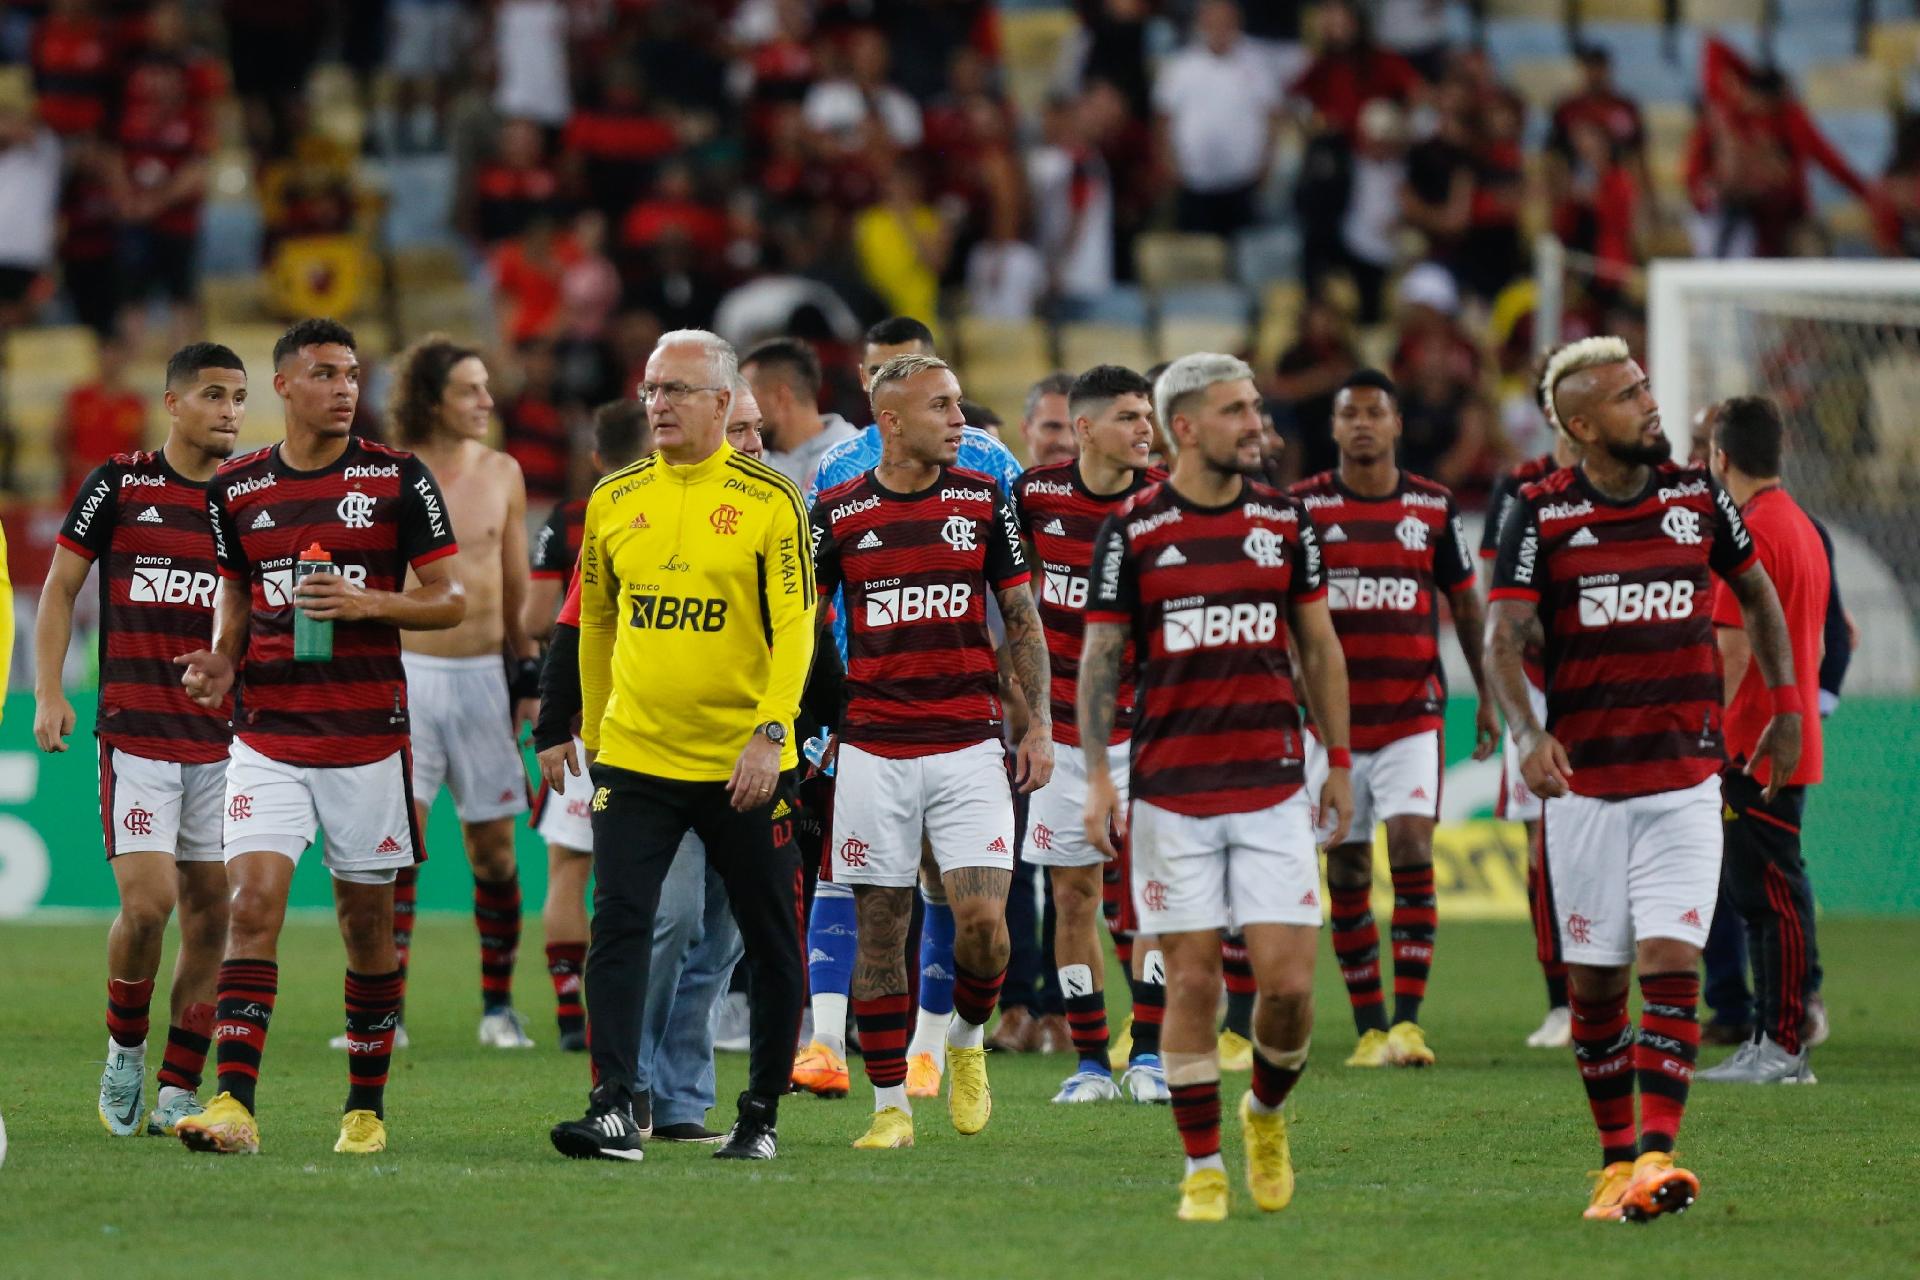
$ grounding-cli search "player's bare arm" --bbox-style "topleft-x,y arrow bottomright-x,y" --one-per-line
1726,560 -> 1802,800
1447,582 -> 1500,760
1715,620 -> 1752,703
498,462 -> 540,733
176,574 -> 253,710
1290,592 -> 1354,847
31,546 -> 92,752
1076,619 -> 1127,858
997,580 -> 1055,793
1486,597 -> 1572,799
296,555 -> 466,630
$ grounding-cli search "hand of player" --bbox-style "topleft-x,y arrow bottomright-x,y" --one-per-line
1012,725 -> 1054,794
1083,764 -> 1124,861
1317,766 -> 1354,849
1518,728 -> 1573,799
32,691 -> 76,752
726,731 -> 782,813
1749,711 -> 1803,804
513,696 -> 539,743
295,571 -> 375,622
174,649 -> 235,710
538,739 -> 580,791
1472,699 -> 1500,761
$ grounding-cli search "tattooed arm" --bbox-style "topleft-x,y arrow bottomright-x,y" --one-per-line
996,581 -> 1055,794
1486,598 -> 1571,798
1077,620 -> 1127,859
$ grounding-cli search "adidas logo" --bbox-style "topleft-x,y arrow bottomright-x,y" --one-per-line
1300,889 -> 1318,907
921,962 -> 954,982
137,506 -> 163,524
376,836 -> 404,854
986,836 -> 1007,854
251,510 -> 275,530
808,947 -> 832,965
1680,907 -> 1702,927
629,513 -> 650,530
1155,545 -> 1187,567
856,529 -> 883,549
1569,527 -> 1599,547
1410,786 -> 1429,800
1324,524 -> 1347,543
772,798 -> 791,819
1042,518 -> 1065,536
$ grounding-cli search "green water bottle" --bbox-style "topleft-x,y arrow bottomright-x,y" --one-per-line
293,542 -> 334,662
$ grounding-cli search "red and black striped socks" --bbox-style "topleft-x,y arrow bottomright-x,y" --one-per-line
1220,935 -> 1255,1038
392,864 -> 418,1008
1169,1072 -> 1222,1164
1058,964 -> 1108,1069
853,993 -> 912,1092
1130,952 -> 1165,1061
1330,883 -> 1389,1034
155,1001 -> 215,1094
106,977 -> 154,1049
213,959 -> 278,1114
1570,988 -> 1636,1165
1635,971 -> 1700,1155
344,969 -> 404,1118
1249,1042 -> 1307,1113
949,963 -> 1005,1047
1390,863 -> 1438,1026
545,940 -> 586,1037
474,873 -> 522,1011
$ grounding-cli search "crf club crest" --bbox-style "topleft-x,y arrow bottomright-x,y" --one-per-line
710,504 -> 742,535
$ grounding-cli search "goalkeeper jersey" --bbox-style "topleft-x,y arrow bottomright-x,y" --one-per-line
577,443 -> 815,781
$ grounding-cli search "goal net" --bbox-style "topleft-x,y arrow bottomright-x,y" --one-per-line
1646,259 -> 1920,695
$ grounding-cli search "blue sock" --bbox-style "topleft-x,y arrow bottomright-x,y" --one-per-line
807,883 -> 856,1003
1079,1056 -> 1112,1076
918,897 -> 956,1016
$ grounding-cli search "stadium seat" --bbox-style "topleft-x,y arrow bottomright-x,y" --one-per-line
1867,22 -> 1920,76
956,315 -> 1049,364
1509,58 -> 1579,112
1000,9 -> 1078,79
1065,286 -> 1150,328
1157,283 -> 1252,322
1158,317 -> 1251,363
1233,224 -> 1300,290
1135,232 -> 1229,290
1059,322 -> 1153,374
1802,63 -> 1894,114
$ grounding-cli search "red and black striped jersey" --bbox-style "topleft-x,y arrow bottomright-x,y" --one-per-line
531,498 -> 586,581
57,451 -> 231,764
1087,479 -> 1325,818
1480,452 -> 1559,560
1013,461 -> 1164,748
1289,470 -> 1473,750
1491,462 -> 1756,800
207,439 -> 459,767
812,466 -> 1029,759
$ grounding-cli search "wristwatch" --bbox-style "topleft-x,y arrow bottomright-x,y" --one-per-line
758,721 -> 787,745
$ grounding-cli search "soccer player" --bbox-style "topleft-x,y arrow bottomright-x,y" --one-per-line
1481,426 -> 1582,1049
792,316 -> 1025,1101
549,329 -> 812,1163
1013,364 -> 1169,1104
34,343 -> 248,1137
1697,396 -> 1828,1084
812,352 -> 1054,1149
1488,336 -> 1800,1222
174,318 -> 466,1156
1080,352 -> 1353,1222
526,400 -> 650,1051
1292,369 -> 1495,1069
383,336 -> 540,1049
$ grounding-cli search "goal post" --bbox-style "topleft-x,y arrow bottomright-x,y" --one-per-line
1645,258 -> 1920,693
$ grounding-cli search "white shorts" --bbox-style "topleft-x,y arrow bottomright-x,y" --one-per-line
1025,744 -> 1127,869
1498,681 -> 1550,824
222,738 -> 419,884
99,745 -> 226,861
1131,790 -> 1321,935
403,652 -> 529,823
1305,727 -> 1441,840
1541,774 -> 1722,966
830,739 -> 1015,887
533,736 -> 595,853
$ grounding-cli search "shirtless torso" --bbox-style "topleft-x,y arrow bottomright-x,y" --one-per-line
404,437 -> 533,666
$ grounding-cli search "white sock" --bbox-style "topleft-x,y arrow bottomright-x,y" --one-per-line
156,1083 -> 191,1104
811,993 -> 848,1056
907,1008 -> 950,1062
1184,1153 -> 1226,1176
874,1084 -> 909,1114
946,1015 -> 985,1050
106,1037 -> 145,1062
1247,1094 -> 1281,1115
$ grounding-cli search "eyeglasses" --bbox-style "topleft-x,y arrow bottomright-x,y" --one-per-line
639,381 -> 723,404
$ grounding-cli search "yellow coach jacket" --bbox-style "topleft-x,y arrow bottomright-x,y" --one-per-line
577,442 -> 814,781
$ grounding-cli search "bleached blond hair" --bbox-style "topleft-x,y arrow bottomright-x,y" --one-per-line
1540,335 -> 1631,433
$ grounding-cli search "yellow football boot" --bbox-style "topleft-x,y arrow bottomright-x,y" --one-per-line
1216,1029 -> 1254,1072
852,1106 -> 915,1149
1238,1094 -> 1295,1211
1584,1161 -> 1637,1221
1620,1151 -> 1700,1223
1177,1168 -> 1230,1222
334,1109 -> 387,1155
947,1044 -> 992,1135
905,1052 -> 942,1099
1386,1022 -> 1435,1067
1344,1028 -> 1392,1067
175,1091 -> 260,1155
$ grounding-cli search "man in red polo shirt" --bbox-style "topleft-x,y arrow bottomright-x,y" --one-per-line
1700,396 -> 1828,1084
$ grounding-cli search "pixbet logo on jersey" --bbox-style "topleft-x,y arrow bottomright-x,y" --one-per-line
866,581 -> 972,627
1162,600 -> 1278,653
1578,578 -> 1696,626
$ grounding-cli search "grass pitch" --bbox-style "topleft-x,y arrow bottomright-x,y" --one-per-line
3,917 -> 1917,1279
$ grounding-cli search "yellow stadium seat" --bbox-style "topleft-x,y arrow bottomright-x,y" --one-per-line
1158,318 -> 1251,364
1868,23 -> 1920,75
1135,232 -> 1229,290
956,315 -> 1050,363
1000,9 -> 1079,78
1801,61 -> 1893,113
1509,58 -> 1579,112
1059,322 -> 1153,374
